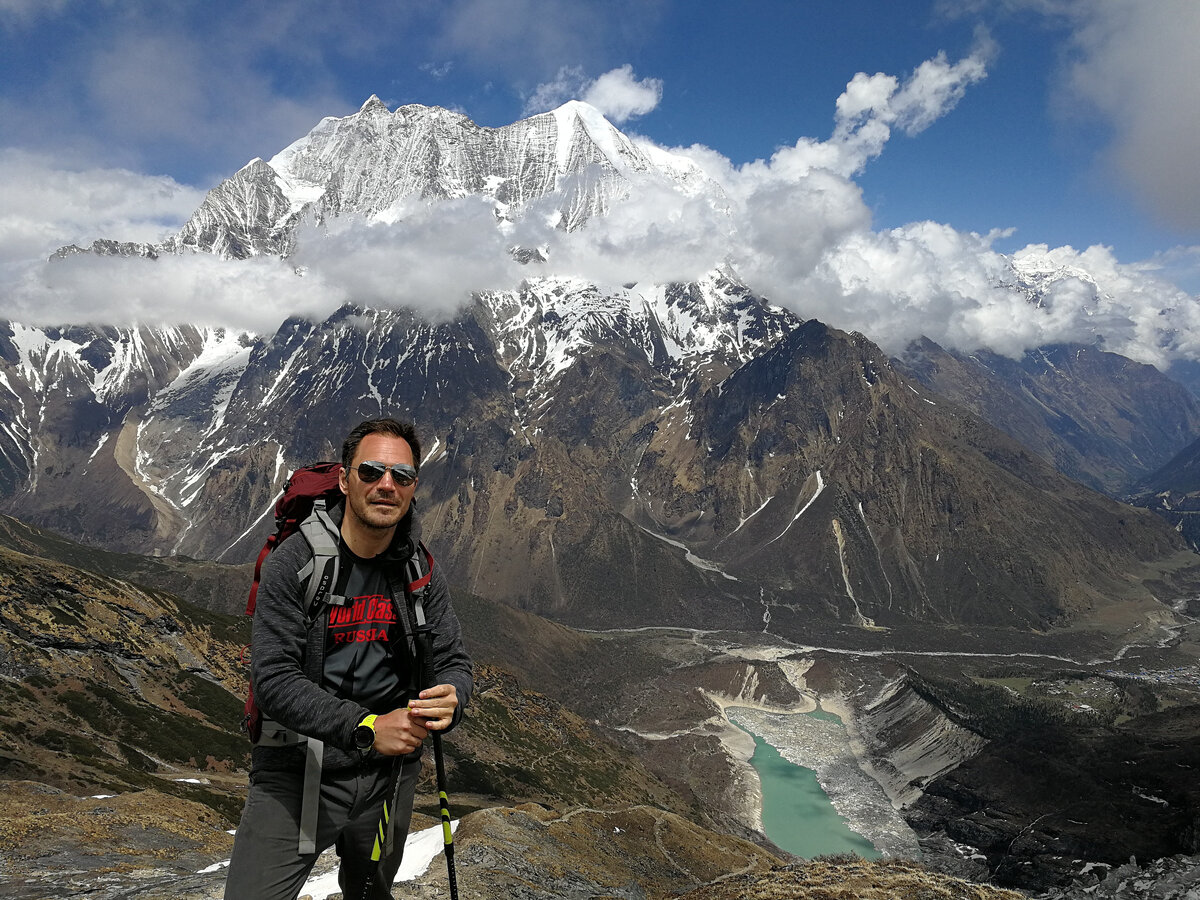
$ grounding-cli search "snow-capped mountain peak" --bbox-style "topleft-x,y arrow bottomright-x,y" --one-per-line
112,97 -> 725,262
545,100 -> 642,175
358,93 -> 389,115
1005,245 -> 1106,310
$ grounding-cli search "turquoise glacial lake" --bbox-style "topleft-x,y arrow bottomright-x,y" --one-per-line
738,717 -> 881,860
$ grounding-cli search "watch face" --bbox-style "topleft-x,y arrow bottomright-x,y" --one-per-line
354,725 -> 374,750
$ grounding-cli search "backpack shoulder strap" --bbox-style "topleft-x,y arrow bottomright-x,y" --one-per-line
382,539 -> 435,652
296,498 -> 346,623
404,540 -> 435,627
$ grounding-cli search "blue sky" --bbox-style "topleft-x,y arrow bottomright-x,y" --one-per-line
2,0 -> 1199,361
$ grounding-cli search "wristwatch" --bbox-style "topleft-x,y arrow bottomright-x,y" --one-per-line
353,714 -> 378,751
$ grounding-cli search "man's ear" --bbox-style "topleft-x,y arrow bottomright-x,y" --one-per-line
338,466 -> 349,495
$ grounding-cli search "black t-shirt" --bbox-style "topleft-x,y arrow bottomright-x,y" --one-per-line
321,546 -> 416,712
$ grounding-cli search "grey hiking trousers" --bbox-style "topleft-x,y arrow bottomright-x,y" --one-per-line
223,754 -> 421,900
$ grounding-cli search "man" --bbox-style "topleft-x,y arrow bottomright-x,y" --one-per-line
224,418 -> 473,900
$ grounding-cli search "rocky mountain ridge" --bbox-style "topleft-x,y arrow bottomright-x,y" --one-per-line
3,294 -> 1196,647
6,97 -> 1200,643
62,96 -> 719,265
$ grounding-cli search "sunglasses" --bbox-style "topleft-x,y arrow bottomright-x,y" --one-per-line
349,461 -> 418,486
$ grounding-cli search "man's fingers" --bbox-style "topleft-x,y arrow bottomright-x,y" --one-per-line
410,706 -> 452,721
411,685 -> 458,715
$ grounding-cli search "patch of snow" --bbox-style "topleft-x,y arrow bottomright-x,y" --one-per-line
86,432 -> 111,465
639,526 -> 738,581
296,821 -> 459,897
765,471 -> 825,546
729,496 -> 774,537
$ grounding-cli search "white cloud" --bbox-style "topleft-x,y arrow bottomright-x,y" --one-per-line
643,43 -> 1200,370
420,61 -> 454,80
731,168 -> 873,290
4,195 -> 529,331
581,65 -> 663,124
1141,245 -> 1200,295
0,149 -> 205,285
524,64 -> 663,123
1057,0 -> 1200,231
649,44 -> 989,304
826,41 -> 992,176
889,39 -> 994,134
522,66 -> 590,117
292,198 -> 523,319
789,227 -> 1200,369
512,174 -> 733,288
7,251 -> 332,332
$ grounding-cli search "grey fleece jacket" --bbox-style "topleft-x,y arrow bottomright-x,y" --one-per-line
250,501 -> 473,772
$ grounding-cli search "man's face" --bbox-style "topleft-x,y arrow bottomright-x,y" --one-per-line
339,433 -> 419,532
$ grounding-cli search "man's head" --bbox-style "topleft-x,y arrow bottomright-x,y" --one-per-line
338,418 -> 422,541
341,418 -> 422,472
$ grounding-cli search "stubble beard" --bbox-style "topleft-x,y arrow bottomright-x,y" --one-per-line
348,491 -> 406,531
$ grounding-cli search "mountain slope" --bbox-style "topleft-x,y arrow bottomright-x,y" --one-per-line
2,285 -> 1193,639
0,540 -> 250,818
899,339 -> 1200,496
0,520 -> 776,896
1125,434 -> 1200,551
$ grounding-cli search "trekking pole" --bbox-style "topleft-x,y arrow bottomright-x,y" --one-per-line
414,624 -> 459,900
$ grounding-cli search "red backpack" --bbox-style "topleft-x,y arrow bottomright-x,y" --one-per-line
245,462 -> 343,619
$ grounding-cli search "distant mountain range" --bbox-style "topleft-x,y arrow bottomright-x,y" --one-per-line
4,97 -> 1200,644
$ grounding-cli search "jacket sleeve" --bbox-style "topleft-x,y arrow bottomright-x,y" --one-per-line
421,564 -> 474,732
250,536 -> 366,751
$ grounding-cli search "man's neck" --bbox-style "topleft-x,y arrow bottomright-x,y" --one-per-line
340,521 -> 395,559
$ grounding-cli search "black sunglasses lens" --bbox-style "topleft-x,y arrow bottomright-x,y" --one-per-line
356,462 -> 416,485
356,462 -> 386,482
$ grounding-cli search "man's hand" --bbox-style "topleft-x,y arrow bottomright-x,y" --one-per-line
368,684 -> 458,755
370,707 -> 429,756
407,684 -> 459,732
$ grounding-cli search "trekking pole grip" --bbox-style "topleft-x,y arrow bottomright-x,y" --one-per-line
414,624 -> 437,690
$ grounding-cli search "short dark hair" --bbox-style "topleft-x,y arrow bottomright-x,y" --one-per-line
341,418 -> 422,473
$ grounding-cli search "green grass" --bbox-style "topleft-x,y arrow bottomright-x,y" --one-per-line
57,684 -> 249,768
40,728 -> 103,758
174,670 -> 246,729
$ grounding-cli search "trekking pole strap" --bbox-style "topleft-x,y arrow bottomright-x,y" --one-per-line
299,737 -> 324,855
